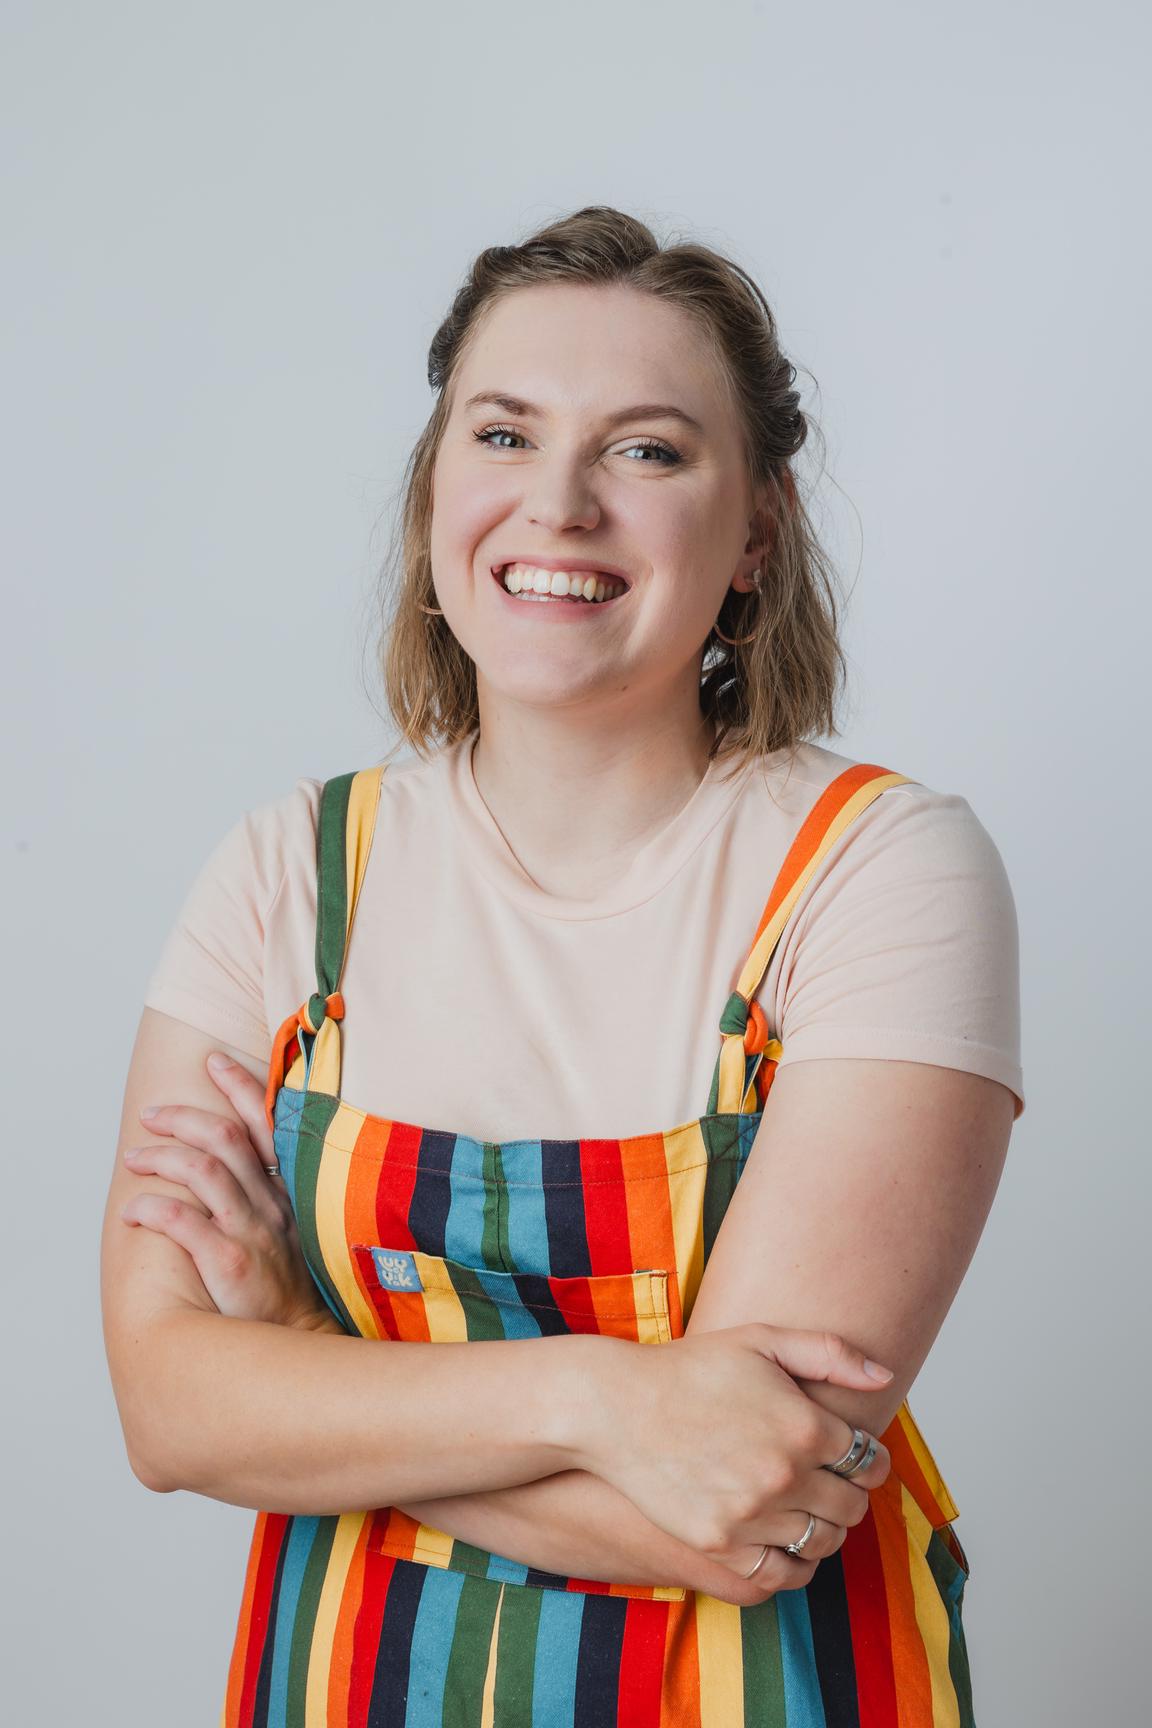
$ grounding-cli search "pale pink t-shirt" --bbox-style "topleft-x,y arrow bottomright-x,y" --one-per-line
142,735 -> 1025,1140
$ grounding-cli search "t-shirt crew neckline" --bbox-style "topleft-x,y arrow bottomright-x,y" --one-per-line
445,731 -> 765,922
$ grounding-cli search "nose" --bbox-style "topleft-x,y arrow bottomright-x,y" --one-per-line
523,452 -> 603,534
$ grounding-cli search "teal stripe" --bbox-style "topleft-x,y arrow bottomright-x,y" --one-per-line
473,1269 -> 545,1338
266,1517 -> 328,1728
405,1566 -> 468,1728
776,1588 -> 827,1727
531,1587 -> 582,1727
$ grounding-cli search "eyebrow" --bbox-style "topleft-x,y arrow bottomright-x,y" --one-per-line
462,391 -> 706,438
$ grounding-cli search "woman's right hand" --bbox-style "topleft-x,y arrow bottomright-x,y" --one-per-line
577,1323 -> 893,1596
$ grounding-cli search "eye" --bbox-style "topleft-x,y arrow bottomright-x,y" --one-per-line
472,424 -> 681,466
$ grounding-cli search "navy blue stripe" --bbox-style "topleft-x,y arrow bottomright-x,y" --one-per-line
541,1140 -> 592,1277
806,1554 -> 861,1727
407,1129 -> 458,1256
365,1557 -> 428,1727
572,1594 -> 628,1727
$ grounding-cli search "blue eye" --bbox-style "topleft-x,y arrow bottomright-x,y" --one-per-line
473,424 -> 681,466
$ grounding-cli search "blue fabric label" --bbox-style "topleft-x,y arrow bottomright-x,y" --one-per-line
370,1248 -> 423,1292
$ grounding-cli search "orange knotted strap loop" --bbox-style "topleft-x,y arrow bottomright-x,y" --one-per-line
264,992 -> 346,1131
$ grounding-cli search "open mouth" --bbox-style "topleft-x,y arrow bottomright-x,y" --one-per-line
491,563 -> 630,605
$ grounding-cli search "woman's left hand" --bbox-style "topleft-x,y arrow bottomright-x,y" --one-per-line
119,1052 -> 343,1334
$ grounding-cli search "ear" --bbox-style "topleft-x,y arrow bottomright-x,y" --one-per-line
732,488 -> 773,593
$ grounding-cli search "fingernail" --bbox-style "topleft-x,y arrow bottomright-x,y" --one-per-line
140,1106 -> 159,1120
207,1053 -> 232,1073
123,1146 -> 140,1160
864,1359 -> 894,1381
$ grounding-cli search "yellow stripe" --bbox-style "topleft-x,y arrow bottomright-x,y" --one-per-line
735,773 -> 910,1002
306,1016 -> 343,1100
412,1252 -> 473,1342
313,1105 -> 380,1337
717,774 -> 909,1110
902,1486 -> 961,1728
341,767 -> 386,978
695,1590 -> 746,1725
480,1584 -> 506,1728
634,1271 -> 673,1345
304,1511 -> 371,1727
664,1121 -> 712,1325
408,1522 -> 457,1565
898,1402 -> 960,1524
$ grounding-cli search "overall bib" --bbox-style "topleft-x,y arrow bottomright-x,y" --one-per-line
221,759 -> 975,1728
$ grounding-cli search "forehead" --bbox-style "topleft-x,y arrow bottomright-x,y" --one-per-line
456,283 -> 727,420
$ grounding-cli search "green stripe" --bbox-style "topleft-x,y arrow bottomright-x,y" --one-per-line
482,1142 -> 511,1270
741,1594 -> 785,1726
699,1121 -> 746,1264
445,1260 -> 508,1342
315,772 -> 355,997
926,1528 -> 976,1726
286,1517 -> 338,1728
441,1575 -> 503,1718
289,1094 -> 355,1329
492,1580 -> 543,1724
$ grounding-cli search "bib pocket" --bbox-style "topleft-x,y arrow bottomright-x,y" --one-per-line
354,1243 -> 686,1600
350,1244 -> 674,1346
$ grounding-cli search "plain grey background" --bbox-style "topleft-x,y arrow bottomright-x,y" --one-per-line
5,2 -> 1147,1720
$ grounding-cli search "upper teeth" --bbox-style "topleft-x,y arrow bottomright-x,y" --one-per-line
500,563 -> 626,602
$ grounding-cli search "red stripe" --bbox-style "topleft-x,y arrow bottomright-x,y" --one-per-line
580,1139 -> 633,1274
615,1598 -> 669,1726
371,1118 -> 423,1244
237,1511 -> 290,1727
347,1551 -> 393,1728
841,1504 -> 901,1727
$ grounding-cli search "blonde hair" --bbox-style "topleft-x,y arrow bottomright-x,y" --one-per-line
372,205 -> 848,780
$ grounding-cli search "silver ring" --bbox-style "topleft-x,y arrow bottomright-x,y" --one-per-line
264,1164 -> 282,1178
824,1427 -> 876,1477
740,1542 -> 770,1580
784,1514 -> 817,1558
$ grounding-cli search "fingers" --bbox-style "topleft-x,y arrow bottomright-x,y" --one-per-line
134,1099 -> 280,1212
204,1052 -> 276,1164
123,1140 -> 262,1232
751,1321 -> 894,1393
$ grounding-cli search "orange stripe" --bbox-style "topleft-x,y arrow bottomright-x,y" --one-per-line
661,1593 -> 704,1728
871,1480 -> 935,1727
746,764 -> 900,951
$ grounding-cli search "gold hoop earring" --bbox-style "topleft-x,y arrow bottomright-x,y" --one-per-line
712,568 -> 763,648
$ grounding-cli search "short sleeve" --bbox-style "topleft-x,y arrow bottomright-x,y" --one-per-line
768,784 -> 1025,1119
142,779 -> 320,1062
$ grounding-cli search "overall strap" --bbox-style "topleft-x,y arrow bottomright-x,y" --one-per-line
264,765 -> 386,1130
707,764 -> 912,1116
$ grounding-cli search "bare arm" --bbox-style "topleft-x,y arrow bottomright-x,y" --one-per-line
379,1058 -> 1013,1583
103,1011 -> 605,1507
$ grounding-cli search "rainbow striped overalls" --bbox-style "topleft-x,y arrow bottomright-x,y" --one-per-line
221,759 -> 975,1727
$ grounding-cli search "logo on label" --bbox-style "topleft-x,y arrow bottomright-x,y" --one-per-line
371,1248 -> 423,1292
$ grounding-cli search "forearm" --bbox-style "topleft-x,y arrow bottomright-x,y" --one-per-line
395,1470 -> 744,1597
132,1307 -> 607,1511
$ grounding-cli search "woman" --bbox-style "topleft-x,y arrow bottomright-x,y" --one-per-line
102,205 -> 1023,1725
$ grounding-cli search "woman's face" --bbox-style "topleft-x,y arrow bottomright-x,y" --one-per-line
428,282 -> 764,724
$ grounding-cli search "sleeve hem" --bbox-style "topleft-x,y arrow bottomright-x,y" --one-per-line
142,986 -> 272,1066
774,1026 -> 1025,1120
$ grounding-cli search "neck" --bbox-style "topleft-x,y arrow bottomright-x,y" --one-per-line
469,701 -> 718,901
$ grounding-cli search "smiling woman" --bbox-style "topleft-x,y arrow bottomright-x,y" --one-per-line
106,203 -> 1022,1727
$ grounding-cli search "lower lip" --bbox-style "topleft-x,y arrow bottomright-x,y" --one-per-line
489,567 -> 630,620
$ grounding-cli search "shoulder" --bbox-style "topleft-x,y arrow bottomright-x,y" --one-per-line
743,741 -> 1016,912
